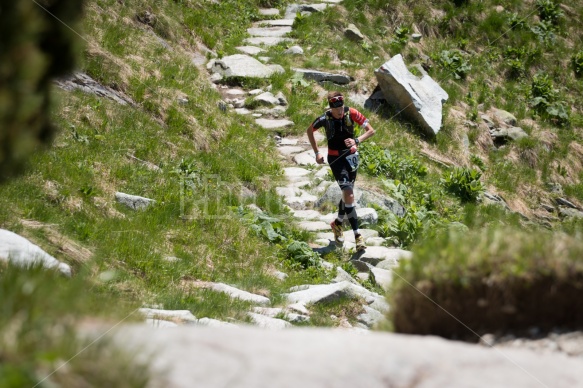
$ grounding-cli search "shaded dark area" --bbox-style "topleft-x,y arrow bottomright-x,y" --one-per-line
392,275 -> 583,341
0,0 -> 84,182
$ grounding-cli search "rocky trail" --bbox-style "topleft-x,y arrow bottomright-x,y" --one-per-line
4,1 -> 583,386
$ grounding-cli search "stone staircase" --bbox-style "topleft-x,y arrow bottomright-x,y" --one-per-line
140,1 -> 417,332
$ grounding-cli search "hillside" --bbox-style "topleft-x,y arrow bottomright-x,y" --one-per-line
1,0 -> 583,384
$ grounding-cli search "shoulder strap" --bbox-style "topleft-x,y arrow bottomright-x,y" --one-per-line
344,106 -> 353,127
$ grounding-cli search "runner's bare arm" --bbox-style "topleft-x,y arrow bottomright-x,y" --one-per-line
307,124 -> 324,164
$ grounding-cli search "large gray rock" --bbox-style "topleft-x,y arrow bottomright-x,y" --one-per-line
375,54 -> 448,136
285,281 -> 378,305
115,192 -> 156,210
114,324 -> 583,388
491,108 -> 517,126
292,68 -> 353,85
0,229 -> 71,276
344,24 -> 364,42
55,72 -> 136,106
209,55 -> 284,79
315,185 -> 405,216
490,126 -> 528,142
248,312 -> 292,329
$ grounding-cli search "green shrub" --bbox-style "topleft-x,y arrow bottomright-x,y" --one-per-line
377,205 -> 434,247
507,12 -> 528,30
535,0 -> 563,25
531,20 -> 556,44
285,241 -> 321,269
572,51 -> 583,77
390,26 -> 411,51
441,167 -> 484,202
529,73 -> 570,126
360,142 -> 427,181
434,50 -> 472,79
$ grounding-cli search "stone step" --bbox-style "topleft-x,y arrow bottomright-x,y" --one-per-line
255,118 -> 294,130
253,19 -> 294,27
235,46 -> 265,56
247,26 -> 292,38
244,37 -> 294,46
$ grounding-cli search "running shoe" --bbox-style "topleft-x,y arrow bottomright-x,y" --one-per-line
330,220 -> 344,244
355,234 -> 366,251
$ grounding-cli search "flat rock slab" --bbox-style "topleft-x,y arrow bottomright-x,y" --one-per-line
285,3 -> 330,19
277,146 -> 305,156
297,221 -> 330,231
283,167 -> 311,179
209,283 -> 270,305
374,249 -> 414,269
253,19 -> 295,27
285,281 -> 376,306
292,209 -> 322,220
279,138 -> 299,145
247,26 -> 292,38
139,308 -> 198,324
235,46 -> 265,55
284,193 -> 318,210
244,37 -> 294,47
0,229 -> 72,276
235,108 -> 252,115
209,54 -> 284,79
355,246 -> 406,266
255,118 -> 294,129
258,8 -> 280,16
115,192 -> 156,210
316,229 -> 379,243
276,186 -> 301,198
366,237 -> 386,246
293,68 -> 352,85
113,324 -> 583,388
370,267 -> 393,291
248,312 -> 292,330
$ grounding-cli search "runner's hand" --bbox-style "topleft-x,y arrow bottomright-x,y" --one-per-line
345,138 -> 357,147
316,154 -> 325,164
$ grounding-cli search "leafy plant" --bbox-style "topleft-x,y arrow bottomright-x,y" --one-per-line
572,51 -> 583,77
434,50 -> 472,80
470,154 -> 487,171
507,12 -> 528,30
529,73 -> 570,126
505,58 -> 526,79
531,20 -> 556,44
390,26 -> 411,51
536,0 -> 563,25
285,240 -> 321,268
377,205 -> 434,247
441,167 -> 484,202
360,142 -> 427,182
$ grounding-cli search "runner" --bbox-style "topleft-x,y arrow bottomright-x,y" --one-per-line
306,91 -> 376,251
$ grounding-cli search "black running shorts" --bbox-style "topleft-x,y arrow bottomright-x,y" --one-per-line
328,154 -> 357,190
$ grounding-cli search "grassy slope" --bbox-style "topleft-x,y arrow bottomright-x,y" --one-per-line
1,1 -> 583,379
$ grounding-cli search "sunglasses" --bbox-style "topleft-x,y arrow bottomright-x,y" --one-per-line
328,96 -> 344,108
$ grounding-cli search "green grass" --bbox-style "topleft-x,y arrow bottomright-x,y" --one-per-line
389,227 -> 583,338
2,1 -> 583,379
0,265 -> 150,387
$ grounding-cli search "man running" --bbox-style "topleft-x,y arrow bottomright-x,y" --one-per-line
306,91 -> 376,251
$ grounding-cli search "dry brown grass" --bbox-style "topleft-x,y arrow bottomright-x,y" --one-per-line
20,219 -> 94,265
